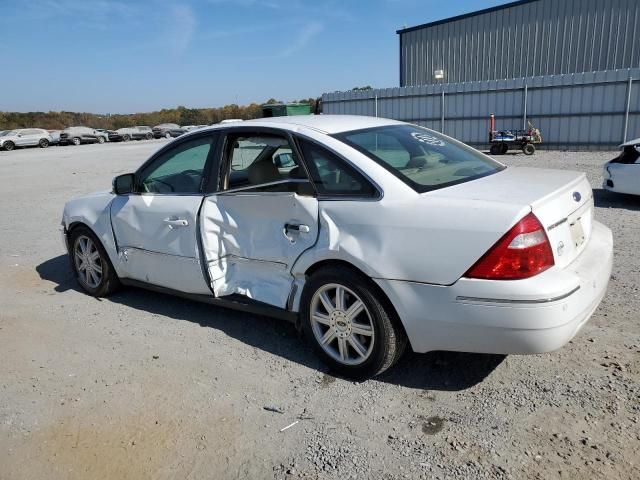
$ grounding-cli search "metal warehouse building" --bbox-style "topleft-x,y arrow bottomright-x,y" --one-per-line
323,0 -> 640,149
398,0 -> 640,86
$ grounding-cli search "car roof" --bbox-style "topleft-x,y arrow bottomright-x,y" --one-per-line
620,137 -> 640,148
212,115 -> 403,134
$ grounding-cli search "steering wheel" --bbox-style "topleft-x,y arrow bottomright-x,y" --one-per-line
143,178 -> 174,193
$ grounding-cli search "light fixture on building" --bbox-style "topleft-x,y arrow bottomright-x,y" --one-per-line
434,70 -> 445,80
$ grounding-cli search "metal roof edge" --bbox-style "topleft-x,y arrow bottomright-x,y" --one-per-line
396,0 -> 541,34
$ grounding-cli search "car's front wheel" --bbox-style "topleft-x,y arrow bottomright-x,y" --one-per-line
39,138 -> 49,148
97,136 -> 105,144
301,267 -> 406,379
69,226 -> 120,297
72,137 -> 81,146
3,141 -> 15,151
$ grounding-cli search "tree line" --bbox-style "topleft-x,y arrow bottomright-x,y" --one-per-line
0,98 -> 319,131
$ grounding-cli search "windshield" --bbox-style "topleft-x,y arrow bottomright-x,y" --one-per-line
335,125 -> 505,193
1,130 -> 17,136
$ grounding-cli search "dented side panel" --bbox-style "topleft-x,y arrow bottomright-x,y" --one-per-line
110,194 -> 211,294
200,193 -> 319,308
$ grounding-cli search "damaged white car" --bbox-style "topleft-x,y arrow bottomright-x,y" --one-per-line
603,137 -> 640,196
61,115 -> 613,378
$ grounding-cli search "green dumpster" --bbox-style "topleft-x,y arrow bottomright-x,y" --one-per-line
261,103 -> 311,117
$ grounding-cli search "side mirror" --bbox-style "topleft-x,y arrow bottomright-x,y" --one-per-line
113,173 -> 135,195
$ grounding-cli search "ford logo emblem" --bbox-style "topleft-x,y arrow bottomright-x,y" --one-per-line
572,192 -> 581,202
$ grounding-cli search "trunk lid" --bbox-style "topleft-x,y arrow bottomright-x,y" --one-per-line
429,167 -> 593,268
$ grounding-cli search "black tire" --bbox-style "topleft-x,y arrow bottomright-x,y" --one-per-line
68,226 -> 120,297
164,132 -> 171,139
489,144 -> 501,155
122,134 -> 130,142
3,141 -> 15,151
39,138 -> 49,148
97,136 -> 105,144
72,137 -> 81,146
301,266 -> 407,379
500,143 -> 509,155
523,143 -> 536,155
146,133 -> 153,140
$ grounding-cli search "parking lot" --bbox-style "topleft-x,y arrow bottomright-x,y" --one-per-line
0,141 -> 638,480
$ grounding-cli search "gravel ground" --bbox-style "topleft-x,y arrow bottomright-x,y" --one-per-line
0,142 -> 638,480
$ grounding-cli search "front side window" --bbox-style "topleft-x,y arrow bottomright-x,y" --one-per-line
335,125 -> 505,193
222,133 -> 310,193
139,135 -> 213,194
298,139 -> 377,197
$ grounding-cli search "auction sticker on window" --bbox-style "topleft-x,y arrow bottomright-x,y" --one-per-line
411,132 -> 446,146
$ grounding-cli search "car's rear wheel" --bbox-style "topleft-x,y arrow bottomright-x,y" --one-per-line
146,133 -> 153,140
39,138 -> 49,148
523,143 -> 536,155
122,134 -> 130,142
489,144 -> 501,155
500,143 -> 509,155
97,136 -> 105,144
3,141 -> 15,151
301,267 -> 407,379
164,132 -> 171,139
72,137 -> 81,146
69,226 -> 120,297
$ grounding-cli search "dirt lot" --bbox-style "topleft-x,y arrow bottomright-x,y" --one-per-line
0,141 -> 638,480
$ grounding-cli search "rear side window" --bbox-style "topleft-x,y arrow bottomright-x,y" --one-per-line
335,125 -> 505,193
298,139 -> 377,198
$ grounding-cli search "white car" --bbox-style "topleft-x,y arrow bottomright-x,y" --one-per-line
603,137 -> 640,196
0,128 -> 52,151
61,115 -> 613,378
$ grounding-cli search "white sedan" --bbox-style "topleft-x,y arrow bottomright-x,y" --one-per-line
603,137 -> 640,196
61,115 -> 613,378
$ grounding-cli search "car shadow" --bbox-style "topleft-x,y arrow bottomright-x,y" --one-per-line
593,188 -> 640,211
36,255 -> 504,391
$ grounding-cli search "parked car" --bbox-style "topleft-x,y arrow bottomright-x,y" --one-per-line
0,128 -> 52,151
61,115 -> 613,378
95,129 -> 110,142
152,123 -> 185,139
183,125 -> 208,132
59,127 -> 104,146
603,137 -> 640,196
108,126 -> 153,142
48,130 -> 61,145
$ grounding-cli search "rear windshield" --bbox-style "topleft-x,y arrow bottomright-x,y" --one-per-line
335,125 -> 505,193
612,145 -> 640,164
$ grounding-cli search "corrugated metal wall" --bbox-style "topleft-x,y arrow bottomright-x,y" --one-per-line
399,0 -> 640,86
322,69 -> 640,149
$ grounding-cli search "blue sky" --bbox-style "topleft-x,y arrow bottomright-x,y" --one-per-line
0,0 -> 506,113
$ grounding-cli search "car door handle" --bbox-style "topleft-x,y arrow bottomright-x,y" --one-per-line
284,223 -> 310,234
164,217 -> 189,228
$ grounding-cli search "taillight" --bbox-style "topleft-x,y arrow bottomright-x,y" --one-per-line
465,212 -> 554,280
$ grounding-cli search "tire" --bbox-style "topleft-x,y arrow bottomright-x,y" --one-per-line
39,138 -> 49,148
122,134 -> 130,142
97,136 -> 105,144
165,132 -> 171,139
146,133 -> 153,140
301,266 -> 407,379
68,226 -> 120,297
489,144 -> 501,155
72,137 -> 81,146
500,143 -> 508,155
523,143 -> 536,155
3,141 -> 15,151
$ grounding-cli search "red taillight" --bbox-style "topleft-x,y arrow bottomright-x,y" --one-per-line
465,212 -> 554,280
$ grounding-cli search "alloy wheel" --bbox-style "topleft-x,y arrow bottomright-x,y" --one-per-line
310,283 -> 375,366
73,235 -> 103,289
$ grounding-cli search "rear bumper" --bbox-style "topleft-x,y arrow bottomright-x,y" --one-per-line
375,221 -> 613,354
